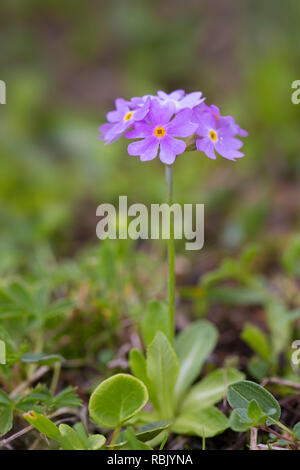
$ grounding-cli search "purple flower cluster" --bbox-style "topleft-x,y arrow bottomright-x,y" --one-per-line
99,90 -> 247,164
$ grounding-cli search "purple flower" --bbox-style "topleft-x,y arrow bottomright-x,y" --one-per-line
98,122 -> 122,144
99,97 -> 150,144
99,90 -> 247,165
130,95 -> 153,108
193,108 -> 245,161
126,100 -> 197,164
205,104 -> 248,137
157,89 -> 205,112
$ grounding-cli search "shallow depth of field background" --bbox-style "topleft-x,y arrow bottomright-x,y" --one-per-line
0,1 -> 300,386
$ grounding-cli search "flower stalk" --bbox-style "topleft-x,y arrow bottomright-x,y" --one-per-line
165,164 -> 175,343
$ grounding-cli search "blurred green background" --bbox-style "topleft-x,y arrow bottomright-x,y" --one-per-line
0,0 -> 299,273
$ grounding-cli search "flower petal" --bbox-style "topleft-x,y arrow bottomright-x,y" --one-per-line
125,121 -> 152,139
236,125 -> 248,137
133,97 -> 151,121
99,123 -> 123,144
196,138 -> 216,159
215,141 -> 244,161
218,134 -> 243,150
140,139 -> 159,161
107,109 -> 124,123
157,89 -> 185,102
99,123 -> 114,140
159,136 -> 186,164
127,136 -> 159,161
115,98 -> 130,111
193,109 -> 217,137
166,109 -> 198,137
148,100 -> 175,125
176,92 -> 204,111
111,119 -> 131,135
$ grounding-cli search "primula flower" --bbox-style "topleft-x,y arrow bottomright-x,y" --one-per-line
126,100 -> 197,164
130,95 -> 152,108
99,97 -> 150,144
157,89 -> 204,112
193,108 -> 244,161
206,104 -> 248,137
98,122 -> 121,144
99,89 -> 247,163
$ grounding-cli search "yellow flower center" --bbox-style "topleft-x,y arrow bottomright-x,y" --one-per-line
124,111 -> 133,121
209,130 -> 218,142
154,126 -> 166,138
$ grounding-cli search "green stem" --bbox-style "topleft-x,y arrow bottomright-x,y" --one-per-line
268,417 -> 293,436
165,164 -> 175,343
110,427 -> 120,449
27,329 -> 44,379
50,362 -> 61,394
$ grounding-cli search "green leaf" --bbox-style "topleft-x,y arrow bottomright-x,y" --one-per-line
181,368 -> 245,412
281,235 -> 300,276
0,406 -> 13,436
174,320 -> 218,403
286,308 -> 300,323
0,389 -> 12,407
129,349 -> 148,386
247,357 -> 270,381
146,332 -> 179,419
88,434 -> 106,450
207,286 -> 263,306
172,406 -> 229,438
72,422 -> 89,445
58,424 -> 86,450
52,386 -> 82,408
229,410 -> 252,432
136,420 -> 171,442
141,300 -> 170,347
64,424 -> 105,451
124,427 -> 152,450
106,420 -> 170,450
241,323 -> 271,360
266,300 -> 291,356
227,380 -> 281,421
21,353 -> 64,365
24,411 -> 61,440
7,282 -> 33,310
247,399 -> 264,422
89,373 -> 148,429
130,349 -> 157,408
293,422 -> 300,440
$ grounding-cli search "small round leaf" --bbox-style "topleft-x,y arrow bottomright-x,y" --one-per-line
89,373 -> 148,429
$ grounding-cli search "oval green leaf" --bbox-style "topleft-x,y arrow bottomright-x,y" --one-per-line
181,368 -> 245,412
89,373 -> 148,429
174,320 -> 218,403
141,300 -> 170,347
146,332 -> 179,419
172,406 -> 229,438
227,380 -> 281,421
24,411 -> 61,440
136,420 -> 171,442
